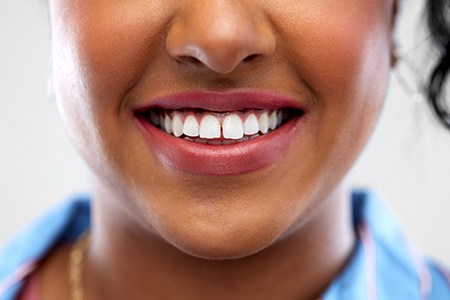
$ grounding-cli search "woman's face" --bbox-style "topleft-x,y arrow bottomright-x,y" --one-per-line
49,0 -> 397,258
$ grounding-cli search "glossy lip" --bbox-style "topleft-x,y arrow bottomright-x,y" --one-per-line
133,89 -> 306,176
134,89 -> 305,113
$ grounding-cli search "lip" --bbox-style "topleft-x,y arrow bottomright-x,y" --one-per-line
133,89 -> 305,175
134,89 -> 305,112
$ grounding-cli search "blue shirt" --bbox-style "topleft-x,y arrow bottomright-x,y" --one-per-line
0,190 -> 449,299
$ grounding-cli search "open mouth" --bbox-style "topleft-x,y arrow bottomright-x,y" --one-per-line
135,108 -> 302,145
133,90 -> 306,175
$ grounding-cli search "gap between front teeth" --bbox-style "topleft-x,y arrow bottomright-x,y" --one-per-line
151,110 -> 283,141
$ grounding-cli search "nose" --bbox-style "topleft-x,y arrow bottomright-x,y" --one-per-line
166,1 -> 276,74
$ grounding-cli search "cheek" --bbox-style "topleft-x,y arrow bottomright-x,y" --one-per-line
281,0 -> 392,152
50,0 -> 169,106
309,12 -> 391,110
49,0 -> 171,167
287,0 -> 392,98
266,1 -> 393,207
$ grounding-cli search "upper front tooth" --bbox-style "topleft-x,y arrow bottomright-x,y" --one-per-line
183,115 -> 199,137
222,114 -> 244,139
269,110 -> 278,130
172,114 -> 184,137
258,112 -> 269,134
244,114 -> 259,135
199,114 -> 221,139
164,115 -> 172,134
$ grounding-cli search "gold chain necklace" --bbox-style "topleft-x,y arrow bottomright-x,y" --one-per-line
69,232 -> 90,300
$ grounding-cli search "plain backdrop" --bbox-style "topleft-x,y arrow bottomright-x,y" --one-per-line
1,0 -> 449,266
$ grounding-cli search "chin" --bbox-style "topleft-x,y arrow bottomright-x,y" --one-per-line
159,216 -> 284,260
171,235 -> 276,260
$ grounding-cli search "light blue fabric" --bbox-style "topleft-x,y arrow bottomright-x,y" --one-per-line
323,191 -> 450,300
0,195 -> 90,300
0,191 -> 448,300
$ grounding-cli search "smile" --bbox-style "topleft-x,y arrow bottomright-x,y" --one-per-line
137,108 -> 295,145
133,89 -> 305,175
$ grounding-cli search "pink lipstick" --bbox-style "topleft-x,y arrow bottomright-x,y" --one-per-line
133,89 -> 305,175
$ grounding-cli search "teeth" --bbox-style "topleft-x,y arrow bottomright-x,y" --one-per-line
151,109 -> 287,142
164,115 -> 172,134
172,114 -> 184,137
244,114 -> 259,135
199,114 -> 221,139
150,111 -> 160,126
159,115 -> 165,131
258,112 -> 269,134
222,114 -> 244,139
183,115 -> 200,137
222,139 -> 236,145
208,139 -> 222,145
269,111 -> 278,130
194,138 -> 208,144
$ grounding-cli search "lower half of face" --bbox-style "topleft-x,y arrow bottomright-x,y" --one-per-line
50,0 -> 394,258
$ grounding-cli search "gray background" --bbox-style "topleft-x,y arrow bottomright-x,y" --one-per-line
1,0 -> 449,265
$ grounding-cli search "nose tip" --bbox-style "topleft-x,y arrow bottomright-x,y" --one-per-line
166,3 -> 276,74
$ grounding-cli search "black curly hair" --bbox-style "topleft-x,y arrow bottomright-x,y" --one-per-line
427,0 -> 450,129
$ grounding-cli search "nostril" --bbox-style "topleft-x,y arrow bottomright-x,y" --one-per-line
175,53 -> 262,73
243,54 -> 260,63
178,54 -> 259,66
177,56 -> 203,66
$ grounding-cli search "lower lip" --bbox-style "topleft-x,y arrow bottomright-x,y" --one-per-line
134,116 -> 302,176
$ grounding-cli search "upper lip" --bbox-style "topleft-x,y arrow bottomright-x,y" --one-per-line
133,88 -> 306,113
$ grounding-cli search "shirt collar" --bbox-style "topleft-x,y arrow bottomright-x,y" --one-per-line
322,190 -> 431,300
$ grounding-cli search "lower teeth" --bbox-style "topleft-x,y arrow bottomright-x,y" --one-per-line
180,135 -> 261,145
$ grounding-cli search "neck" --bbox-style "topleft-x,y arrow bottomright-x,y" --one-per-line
85,185 -> 355,300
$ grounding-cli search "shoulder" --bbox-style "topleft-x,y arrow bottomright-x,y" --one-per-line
355,189 -> 450,299
0,195 -> 91,300
426,259 -> 450,299
324,190 -> 449,300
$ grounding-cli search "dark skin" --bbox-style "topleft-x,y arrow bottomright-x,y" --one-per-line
39,0 -> 400,299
